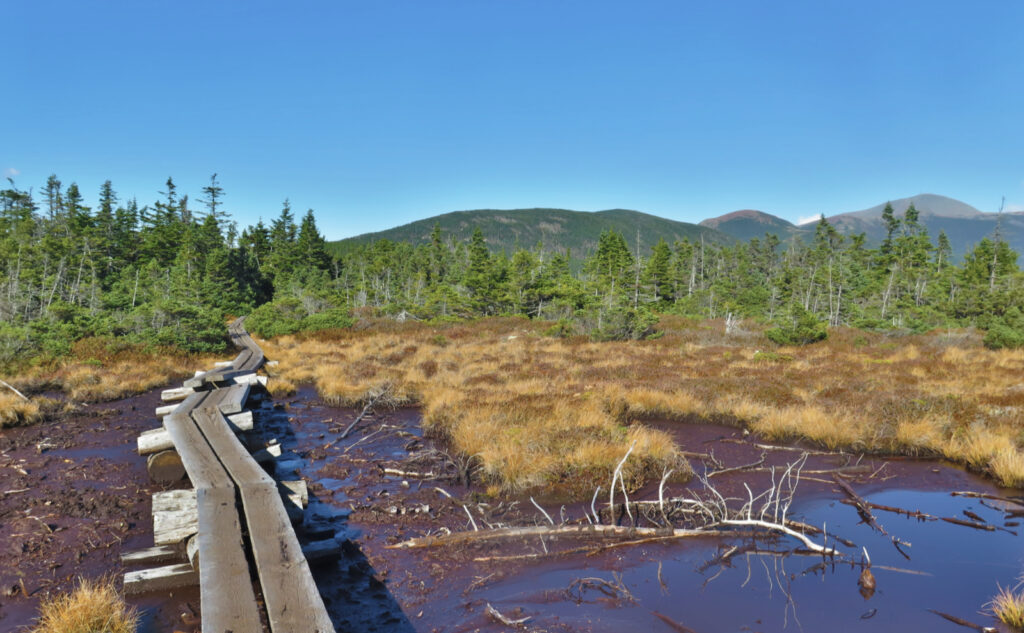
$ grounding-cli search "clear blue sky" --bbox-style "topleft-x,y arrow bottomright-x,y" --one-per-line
5,1 -> 1024,239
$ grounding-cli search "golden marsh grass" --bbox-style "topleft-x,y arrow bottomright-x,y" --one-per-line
262,316 -> 1024,491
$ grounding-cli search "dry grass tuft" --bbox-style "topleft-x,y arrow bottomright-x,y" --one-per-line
989,580 -> 1024,631
266,376 -> 298,396
990,449 -> 1024,489
0,391 -> 41,428
31,577 -> 138,633
263,317 -> 1024,492
3,340 -> 220,406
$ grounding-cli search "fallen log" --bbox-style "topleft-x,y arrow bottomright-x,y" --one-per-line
389,524 -> 787,551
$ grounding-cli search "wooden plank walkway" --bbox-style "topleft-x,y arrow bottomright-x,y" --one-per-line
162,392 -> 263,633
141,317 -> 335,633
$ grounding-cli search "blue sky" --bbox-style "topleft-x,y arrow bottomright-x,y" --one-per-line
4,1 -> 1024,239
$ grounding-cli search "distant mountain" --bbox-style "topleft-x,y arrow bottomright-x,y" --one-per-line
327,195 -> 1020,262
825,194 -> 1022,257
326,208 -> 730,258
701,195 -> 1021,258
699,209 -> 803,242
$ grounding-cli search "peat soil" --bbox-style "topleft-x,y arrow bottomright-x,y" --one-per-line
0,389 -> 199,633
274,386 -> 1024,633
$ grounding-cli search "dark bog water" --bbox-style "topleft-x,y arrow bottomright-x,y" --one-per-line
278,388 -> 1023,633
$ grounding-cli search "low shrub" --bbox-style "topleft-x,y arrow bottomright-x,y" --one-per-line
984,307 -> 1024,350
765,306 -> 828,346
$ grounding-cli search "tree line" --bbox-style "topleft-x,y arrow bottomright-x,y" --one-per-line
2,175 -> 1023,367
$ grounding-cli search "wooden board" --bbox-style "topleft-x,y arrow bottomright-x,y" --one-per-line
216,383 -> 251,415
195,485 -> 263,633
121,544 -> 184,566
124,563 -> 198,595
191,407 -> 334,633
140,413 -> 252,456
152,489 -> 196,512
161,396 -> 262,633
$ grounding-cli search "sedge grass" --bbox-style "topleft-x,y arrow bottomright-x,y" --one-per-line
263,316 -> 1024,492
989,580 -> 1024,631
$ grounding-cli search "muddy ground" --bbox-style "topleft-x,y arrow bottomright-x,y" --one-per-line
1,384 -> 1022,632
0,389 -> 198,632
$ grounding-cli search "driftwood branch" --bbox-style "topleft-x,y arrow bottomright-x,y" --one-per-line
0,378 -> 29,402
339,383 -> 395,439
485,603 -> 530,627
388,524 -> 716,549
951,490 -> 1024,508
833,475 -> 887,535
927,609 -> 997,632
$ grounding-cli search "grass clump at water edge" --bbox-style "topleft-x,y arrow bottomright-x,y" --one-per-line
989,579 -> 1024,631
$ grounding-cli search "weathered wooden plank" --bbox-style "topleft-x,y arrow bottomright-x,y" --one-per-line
152,489 -> 196,512
196,486 -> 263,633
191,408 -> 334,633
230,372 -> 269,387
226,410 -> 254,432
302,539 -> 340,563
139,412 -> 253,456
124,563 -> 198,595
161,386 -> 195,403
281,480 -> 308,508
121,544 -> 183,566
155,403 -> 178,417
163,396 -> 262,633
154,508 -> 198,545
216,383 -> 251,415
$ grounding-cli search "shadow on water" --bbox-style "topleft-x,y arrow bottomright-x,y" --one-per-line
256,394 -> 416,633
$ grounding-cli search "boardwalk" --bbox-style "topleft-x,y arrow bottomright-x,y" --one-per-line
126,317 -> 334,633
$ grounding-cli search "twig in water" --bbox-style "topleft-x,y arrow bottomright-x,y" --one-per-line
568,573 -> 635,603
463,505 -> 479,531
927,609 -> 997,632
707,452 -> 766,478
530,497 -> 554,525
652,611 -> 697,633
485,603 -> 530,628
609,440 -> 637,524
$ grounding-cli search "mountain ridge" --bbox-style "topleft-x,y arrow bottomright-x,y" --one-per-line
327,194 -> 1021,259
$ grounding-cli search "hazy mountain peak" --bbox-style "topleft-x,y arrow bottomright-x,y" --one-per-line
832,194 -> 985,223
700,209 -> 795,229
